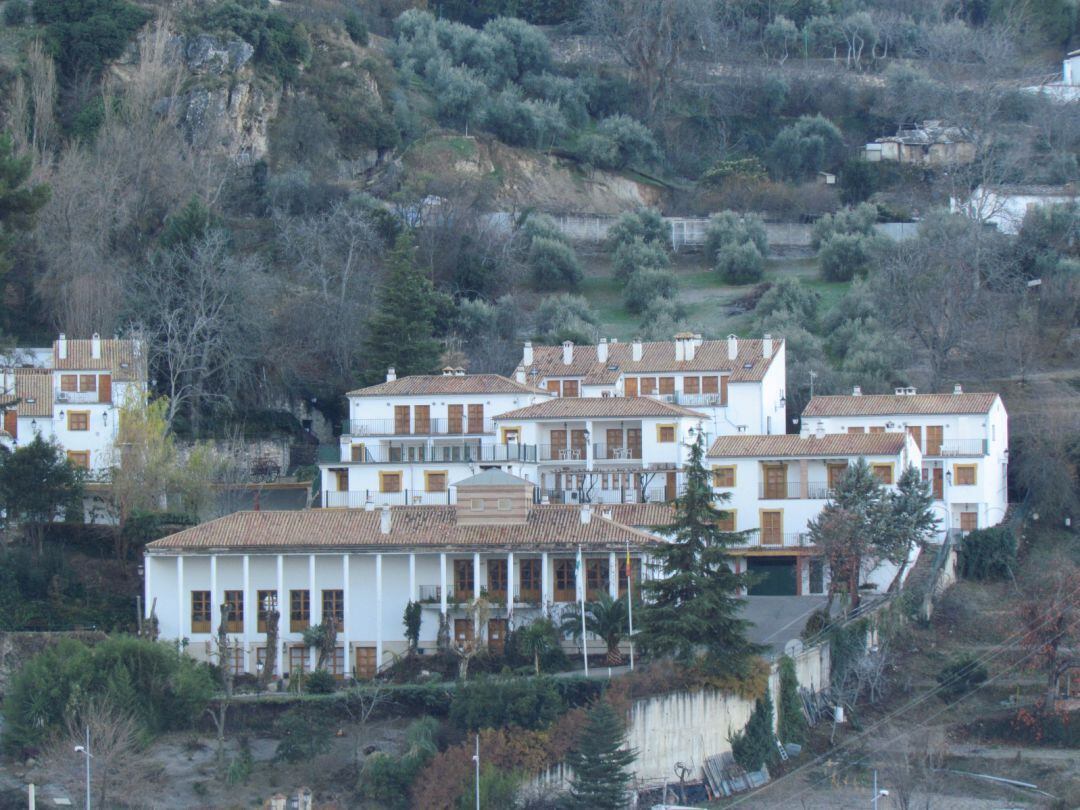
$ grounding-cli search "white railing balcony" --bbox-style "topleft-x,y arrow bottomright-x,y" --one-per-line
933,439 -> 987,457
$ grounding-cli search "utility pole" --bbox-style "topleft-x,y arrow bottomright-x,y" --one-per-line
74,727 -> 91,810
472,734 -> 480,810
809,369 -> 817,399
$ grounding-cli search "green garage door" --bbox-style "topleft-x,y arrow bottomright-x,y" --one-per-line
747,556 -> 797,596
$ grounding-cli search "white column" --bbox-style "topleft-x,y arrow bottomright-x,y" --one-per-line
342,553 -> 351,677
473,552 -> 482,637
585,419 -> 594,471
541,551 -> 551,615
608,551 -> 619,600
276,554 -> 284,677
176,556 -> 185,640
409,553 -> 417,602
308,554 -> 318,671
506,552 -> 515,618
242,555 -> 252,672
375,554 -> 384,673
209,555 -> 219,635
144,556 -> 153,626
440,553 -> 448,616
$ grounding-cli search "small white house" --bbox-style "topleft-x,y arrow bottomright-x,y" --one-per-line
801,387 -> 1008,539
951,184 -> 1078,234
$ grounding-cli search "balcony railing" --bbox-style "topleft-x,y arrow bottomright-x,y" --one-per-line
645,392 -> 727,407
592,443 -> 643,461
324,489 -> 456,507
758,481 -> 831,500
539,485 -> 674,504
751,532 -> 813,548
320,444 -> 537,464
539,445 -> 587,462
932,439 -> 987,457
342,417 -> 495,437
56,390 -> 105,404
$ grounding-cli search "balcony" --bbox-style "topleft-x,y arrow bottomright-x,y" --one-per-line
644,392 -> 727,408
758,481 -> 831,500
931,439 -> 987,457
539,485 -> 674,504
56,390 -> 103,405
342,418 -> 494,437
749,532 -> 814,548
320,444 -> 537,464
539,445 -> 587,463
324,489 -> 456,507
592,443 -> 643,462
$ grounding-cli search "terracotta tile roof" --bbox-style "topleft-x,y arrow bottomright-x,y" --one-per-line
494,397 -> 706,421
13,368 -> 53,417
54,338 -> 146,382
348,374 -> 548,397
145,505 -> 664,552
802,392 -> 999,417
527,338 -> 782,384
708,433 -> 908,458
600,503 -> 676,528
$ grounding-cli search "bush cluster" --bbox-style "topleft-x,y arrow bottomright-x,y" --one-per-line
519,213 -> 582,289
957,526 -> 1018,581
450,677 -> 566,731
606,209 -> 678,313
935,654 -> 988,701
194,0 -> 312,82
705,211 -> 768,285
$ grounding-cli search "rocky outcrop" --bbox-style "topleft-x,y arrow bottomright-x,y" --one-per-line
184,34 -> 254,75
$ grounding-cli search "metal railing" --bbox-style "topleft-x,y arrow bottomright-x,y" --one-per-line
320,444 -> 537,464
342,417 -> 495,437
539,486 -> 674,504
539,445 -> 587,462
592,443 -> 643,461
928,438 -> 987,457
753,532 -> 813,548
324,489 -> 456,507
644,392 -> 727,407
757,481 -> 832,500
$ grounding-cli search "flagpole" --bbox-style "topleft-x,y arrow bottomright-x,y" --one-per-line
578,545 -> 588,677
626,540 -> 634,671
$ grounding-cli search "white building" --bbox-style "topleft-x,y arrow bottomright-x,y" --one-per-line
705,431 -> 921,596
520,333 -> 787,438
319,369 -> 553,508
0,334 -> 147,472
144,472 -> 659,678
801,387 -> 1008,538
951,184 -> 1078,234
1023,49 -> 1080,103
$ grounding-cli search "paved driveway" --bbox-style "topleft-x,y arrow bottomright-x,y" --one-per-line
741,595 -> 828,653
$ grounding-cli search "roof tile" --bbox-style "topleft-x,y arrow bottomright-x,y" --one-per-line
54,338 -> 146,382
802,393 -> 998,417
494,397 -> 706,421
708,433 -> 908,458
348,374 -> 548,397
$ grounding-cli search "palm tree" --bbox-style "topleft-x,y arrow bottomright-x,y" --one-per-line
561,592 -> 630,666
518,618 -> 558,675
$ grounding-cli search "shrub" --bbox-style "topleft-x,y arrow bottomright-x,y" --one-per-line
577,115 -> 658,170
704,210 -> 768,260
532,293 -> 598,344
716,240 -> 765,285
34,0 -> 151,79
819,233 -> 875,282
449,677 -> 565,731
957,526 -> 1017,581
730,690 -> 776,771
770,114 -> 845,180
607,208 -> 667,251
612,236 -> 669,284
777,655 -> 808,745
754,277 -> 820,327
273,705 -> 332,763
521,72 -> 589,127
432,62 -> 488,127
936,655 -> 988,701
304,669 -> 337,694
528,236 -> 582,289
811,202 -> 878,249
482,16 -> 552,80
3,0 -> 28,25
196,0 -> 312,82
482,88 -> 566,148
344,11 -> 368,45
623,269 -> 677,314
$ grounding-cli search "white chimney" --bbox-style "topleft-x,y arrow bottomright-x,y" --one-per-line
523,341 -> 533,366
685,338 -> 695,362
58,333 -> 67,360
953,384 -> 963,395
386,367 -> 396,382
632,339 -> 642,362
815,420 -> 825,439
380,504 -> 391,534
597,338 -> 608,363
579,503 -> 592,524
727,334 -> 738,361
763,334 -> 773,359
852,386 -> 862,396
455,367 -> 466,376
675,338 -> 684,362
442,366 -> 453,376
91,333 -> 101,359
364,497 -> 375,511
515,365 -> 526,384
562,340 -> 573,365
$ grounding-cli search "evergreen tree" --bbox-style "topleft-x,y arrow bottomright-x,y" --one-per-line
730,690 -> 776,772
363,232 -> 443,384
565,701 -> 636,810
637,433 -> 763,675
0,436 -> 82,552
886,464 -> 938,591
0,131 -> 49,287
776,655 -> 807,745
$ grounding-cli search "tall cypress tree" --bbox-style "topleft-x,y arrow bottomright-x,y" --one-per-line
363,232 -> 443,384
565,701 -> 637,810
886,464 -> 938,591
637,433 -> 763,675
730,690 -> 777,772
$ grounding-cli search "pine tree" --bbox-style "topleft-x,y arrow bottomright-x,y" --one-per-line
730,690 -> 777,772
886,464 -> 938,591
776,655 -> 807,745
363,232 -> 444,384
637,433 -> 763,675
0,132 -> 49,277
565,701 -> 636,810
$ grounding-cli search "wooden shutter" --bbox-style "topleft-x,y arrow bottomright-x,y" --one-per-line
659,377 -> 674,395
467,404 -> 484,433
720,375 -> 729,405
448,404 -> 463,434
571,429 -> 588,458
932,467 -> 943,499
847,426 -> 866,434
350,445 -> 364,462
702,375 -> 718,394
684,376 -> 699,394
626,429 -> 642,459
926,426 -> 943,456
640,377 -> 657,395
547,380 -> 560,395
827,464 -> 847,491
761,511 -> 782,545
394,406 -> 410,434
624,377 -> 638,397
869,426 -> 885,434
99,374 -> 111,404
355,647 -> 376,680
764,465 -> 788,499
960,512 -> 978,532
2,410 -> 15,439
606,429 -> 623,458
413,405 -> 430,434
563,379 -> 579,397
907,425 -> 922,451
550,429 -> 567,454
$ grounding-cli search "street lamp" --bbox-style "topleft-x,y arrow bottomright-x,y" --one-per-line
74,727 -> 91,810
871,770 -> 889,810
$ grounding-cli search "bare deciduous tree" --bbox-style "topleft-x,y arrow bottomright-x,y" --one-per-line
207,604 -> 236,776
1018,559 -> 1080,708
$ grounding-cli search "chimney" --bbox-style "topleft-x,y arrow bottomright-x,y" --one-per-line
91,333 -> 101,359
685,337 -> 695,362
455,367 -> 466,376
815,420 -> 825,439
632,339 -> 642,362
515,365 -> 526,384
727,334 -> 738,361
597,338 -> 608,363
579,503 -> 592,525
675,338 -> 684,362
953,384 -> 963,395
523,341 -> 533,366
852,386 -> 862,396
762,334 -> 773,359
380,504 -> 392,534
442,366 -> 454,376
386,367 -> 396,382
364,497 -> 375,511
562,340 -> 573,365
58,333 -> 67,360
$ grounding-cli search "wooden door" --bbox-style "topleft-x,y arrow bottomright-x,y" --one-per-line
907,425 -> 923,451
626,429 -> 642,459
666,471 -> 677,501
960,512 -> 978,533
570,429 -> 587,459
550,429 -> 567,457
761,511 -> 783,545
289,646 -> 308,675
847,426 -> 865,434
932,467 -> 943,499
98,373 -> 112,404
624,377 -> 638,397
454,619 -> 474,646
467,404 -> 484,433
605,428 -> 622,459
488,619 -> 508,655
355,647 -> 376,680
2,410 -> 15,439
827,464 -> 847,492
563,380 -> 579,397
684,376 -> 699,394
547,380 -> 560,395
659,377 -> 675,395
764,465 -> 788,499
413,405 -> 430,434
487,559 -> 507,601
351,445 -> 364,462
553,559 -> 576,602
519,559 -> 541,602
448,404 -> 463,434
394,405 -> 410,434
926,425 -> 943,456
454,559 -> 474,601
